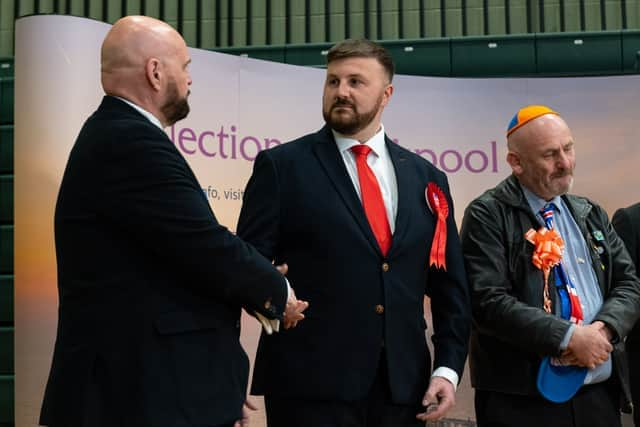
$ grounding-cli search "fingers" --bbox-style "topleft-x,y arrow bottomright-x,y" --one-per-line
244,398 -> 259,411
284,300 -> 309,329
416,377 -> 456,422
564,323 -> 613,368
274,260 -> 308,330
236,399 -> 257,427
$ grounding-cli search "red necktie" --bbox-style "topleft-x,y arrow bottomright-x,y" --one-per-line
351,145 -> 392,256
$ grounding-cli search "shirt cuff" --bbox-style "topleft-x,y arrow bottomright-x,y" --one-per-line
559,323 -> 576,351
285,277 -> 291,301
256,277 -> 290,335
431,367 -> 459,392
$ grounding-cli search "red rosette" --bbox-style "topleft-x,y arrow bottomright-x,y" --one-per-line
426,182 -> 449,270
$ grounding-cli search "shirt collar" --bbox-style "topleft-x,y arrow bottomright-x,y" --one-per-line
521,184 -> 564,218
332,124 -> 386,157
114,96 -> 164,130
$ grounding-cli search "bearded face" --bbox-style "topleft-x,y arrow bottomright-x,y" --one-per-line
161,78 -> 190,127
322,92 -> 384,136
321,57 -> 390,138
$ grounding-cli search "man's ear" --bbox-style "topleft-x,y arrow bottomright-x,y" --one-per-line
381,83 -> 393,107
145,58 -> 162,91
506,150 -> 522,175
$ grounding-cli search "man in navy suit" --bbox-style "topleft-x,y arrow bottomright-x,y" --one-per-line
237,39 -> 471,427
40,16 -> 305,427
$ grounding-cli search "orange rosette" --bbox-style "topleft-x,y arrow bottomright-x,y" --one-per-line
525,227 -> 564,313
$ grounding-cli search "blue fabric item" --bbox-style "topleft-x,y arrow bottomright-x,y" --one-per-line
507,114 -> 519,134
536,203 -> 588,403
554,270 -> 571,320
523,190 -> 612,388
542,203 -> 573,321
537,356 -> 588,403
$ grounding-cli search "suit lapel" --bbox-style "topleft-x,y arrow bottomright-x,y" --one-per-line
311,126 -> 383,256
386,138 -> 413,257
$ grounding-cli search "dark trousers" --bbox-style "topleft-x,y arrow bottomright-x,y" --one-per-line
628,335 -> 640,426
475,380 -> 621,427
263,353 -> 423,427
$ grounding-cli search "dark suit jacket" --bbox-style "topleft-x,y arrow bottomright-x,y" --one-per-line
40,96 -> 288,427
237,125 -> 471,404
612,203 -> 640,349
613,202 -> 640,284
612,202 -> 640,423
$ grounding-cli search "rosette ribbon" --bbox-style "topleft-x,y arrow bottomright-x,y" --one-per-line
524,227 -> 564,313
426,182 -> 448,270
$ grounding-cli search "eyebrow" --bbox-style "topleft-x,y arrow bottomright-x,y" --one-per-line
326,72 -> 366,80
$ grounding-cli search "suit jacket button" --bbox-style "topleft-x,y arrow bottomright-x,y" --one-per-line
382,262 -> 390,272
375,304 -> 385,314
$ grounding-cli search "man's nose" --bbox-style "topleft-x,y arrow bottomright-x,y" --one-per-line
557,151 -> 571,169
336,80 -> 350,98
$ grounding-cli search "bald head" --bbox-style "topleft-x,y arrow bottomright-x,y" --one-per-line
506,113 -> 576,200
101,16 -> 192,127
507,113 -> 570,152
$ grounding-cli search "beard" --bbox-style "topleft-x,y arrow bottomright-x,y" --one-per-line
554,173 -> 574,195
322,94 -> 383,136
161,80 -> 190,126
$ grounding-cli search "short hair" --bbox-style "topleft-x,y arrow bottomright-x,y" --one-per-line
326,39 -> 395,82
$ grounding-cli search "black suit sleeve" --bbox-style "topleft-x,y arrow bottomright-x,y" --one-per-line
236,149 -> 280,260
427,172 -> 472,378
612,207 -> 639,269
96,126 -> 287,318
598,205 -> 640,339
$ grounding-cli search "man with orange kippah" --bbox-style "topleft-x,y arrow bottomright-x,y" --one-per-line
460,105 -> 640,426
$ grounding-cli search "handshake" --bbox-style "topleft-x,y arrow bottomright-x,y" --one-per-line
255,263 -> 309,334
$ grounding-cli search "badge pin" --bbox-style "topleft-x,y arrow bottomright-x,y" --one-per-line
592,230 -> 605,241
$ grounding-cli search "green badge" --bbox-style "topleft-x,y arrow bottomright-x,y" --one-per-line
592,230 -> 605,241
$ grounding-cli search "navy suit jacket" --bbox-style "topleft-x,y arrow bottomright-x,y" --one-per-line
40,96 -> 288,427
237,125 -> 471,404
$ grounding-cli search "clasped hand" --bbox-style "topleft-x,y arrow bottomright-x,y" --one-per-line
277,263 -> 309,329
256,263 -> 309,334
559,320 -> 613,369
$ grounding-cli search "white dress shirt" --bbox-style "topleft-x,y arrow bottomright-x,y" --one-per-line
333,125 -> 398,233
115,96 -> 163,129
332,125 -> 459,390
